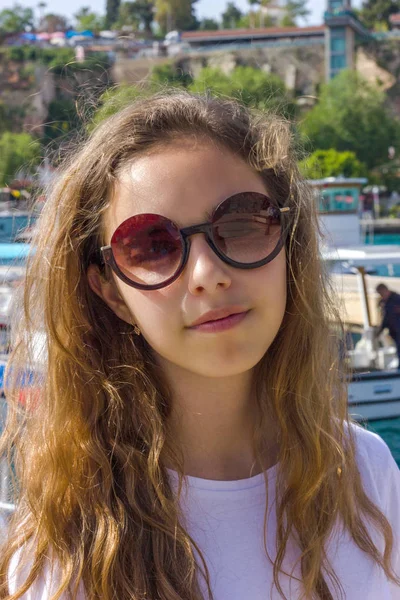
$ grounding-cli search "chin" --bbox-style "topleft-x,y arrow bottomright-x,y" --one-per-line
188,354 -> 264,379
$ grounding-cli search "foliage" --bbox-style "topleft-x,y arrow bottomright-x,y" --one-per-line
4,46 -> 73,64
0,3 -> 34,33
221,2 -> 243,28
150,63 -> 192,87
50,53 -> 110,75
74,7 -> 105,32
38,13 -> 69,32
154,0 -> 198,33
188,66 -> 293,115
2,46 -> 110,73
199,18 -> 219,30
106,0 -> 121,28
300,70 -> 400,170
0,132 -> 41,186
281,0 -> 310,26
246,0 -> 271,8
237,10 -> 273,28
115,0 -> 154,33
299,149 -> 367,179
388,203 -> 400,218
90,66 -> 292,131
91,66 -> 192,130
359,0 -> 399,30
90,85 -> 146,130
42,99 -> 80,144
370,157 -> 400,191
0,101 -> 26,134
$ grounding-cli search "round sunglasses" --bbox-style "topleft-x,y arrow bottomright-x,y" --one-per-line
100,191 -> 290,291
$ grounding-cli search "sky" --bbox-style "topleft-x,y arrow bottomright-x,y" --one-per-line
0,0 -> 363,25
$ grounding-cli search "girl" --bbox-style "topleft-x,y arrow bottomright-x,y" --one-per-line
0,91 -> 399,600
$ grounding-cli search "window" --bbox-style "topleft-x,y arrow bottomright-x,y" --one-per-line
331,36 -> 346,52
331,54 -> 347,69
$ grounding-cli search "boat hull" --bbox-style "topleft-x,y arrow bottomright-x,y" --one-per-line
348,370 -> 400,421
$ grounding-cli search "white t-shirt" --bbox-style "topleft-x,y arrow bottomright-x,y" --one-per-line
8,424 -> 400,599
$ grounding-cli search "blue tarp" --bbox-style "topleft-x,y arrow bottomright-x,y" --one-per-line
0,243 -> 31,265
65,30 -> 94,38
20,33 -> 37,41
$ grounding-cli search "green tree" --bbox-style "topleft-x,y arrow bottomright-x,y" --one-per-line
90,85 -> 145,130
90,67 -> 290,131
134,0 -> 154,33
150,63 -> 192,86
299,149 -> 367,179
0,101 -> 25,134
115,2 -> 140,29
106,0 -> 121,28
221,2 -> 243,28
0,132 -> 41,186
189,66 -> 292,114
38,13 -> 69,32
74,7 -> 105,32
199,17 -> 219,30
115,0 -> 154,33
244,0 -> 273,27
280,0 -> 310,26
42,99 -> 80,145
155,0 -> 198,33
301,70 -> 400,170
237,10 -> 273,28
0,4 -> 34,33
359,0 -> 399,30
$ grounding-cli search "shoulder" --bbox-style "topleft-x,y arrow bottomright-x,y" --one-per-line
347,422 -> 400,515
8,542 -> 86,599
8,543 -> 50,599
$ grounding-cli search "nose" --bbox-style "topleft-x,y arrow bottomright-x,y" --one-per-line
186,234 -> 232,296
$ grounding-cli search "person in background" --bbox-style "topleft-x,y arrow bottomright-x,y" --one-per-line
376,283 -> 400,367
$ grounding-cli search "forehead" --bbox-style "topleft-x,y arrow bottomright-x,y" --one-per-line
105,141 -> 269,240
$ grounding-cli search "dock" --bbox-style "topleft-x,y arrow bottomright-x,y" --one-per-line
372,218 -> 400,233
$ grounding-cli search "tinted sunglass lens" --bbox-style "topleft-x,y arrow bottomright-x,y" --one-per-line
212,192 -> 282,264
111,214 -> 183,286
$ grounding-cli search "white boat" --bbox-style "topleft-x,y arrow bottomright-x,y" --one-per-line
323,244 -> 400,422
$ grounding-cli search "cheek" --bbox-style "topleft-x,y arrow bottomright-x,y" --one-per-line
120,285 -> 180,333
254,249 -> 287,311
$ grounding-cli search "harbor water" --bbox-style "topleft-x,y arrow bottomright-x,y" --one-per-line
367,418 -> 400,466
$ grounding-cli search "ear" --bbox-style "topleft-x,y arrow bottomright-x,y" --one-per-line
87,264 -> 133,325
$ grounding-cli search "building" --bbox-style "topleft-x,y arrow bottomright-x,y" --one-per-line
181,0 -> 371,81
181,25 -> 325,50
324,0 -> 370,79
389,14 -> 400,30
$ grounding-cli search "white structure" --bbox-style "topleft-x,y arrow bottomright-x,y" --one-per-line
308,177 -> 367,247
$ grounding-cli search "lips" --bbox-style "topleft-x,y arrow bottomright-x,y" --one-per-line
188,306 -> 248,328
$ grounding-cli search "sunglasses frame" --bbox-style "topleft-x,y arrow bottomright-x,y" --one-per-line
100,193 -> 291,291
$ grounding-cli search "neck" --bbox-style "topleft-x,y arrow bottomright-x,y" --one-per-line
161,364 -> 279,481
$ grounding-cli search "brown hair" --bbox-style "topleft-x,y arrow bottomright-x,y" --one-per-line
1,90 -> 399,600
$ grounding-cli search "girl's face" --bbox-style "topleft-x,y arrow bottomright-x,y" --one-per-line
89,141 -> 287,379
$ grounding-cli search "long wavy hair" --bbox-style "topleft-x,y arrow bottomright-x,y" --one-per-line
1,91 -> 399,600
